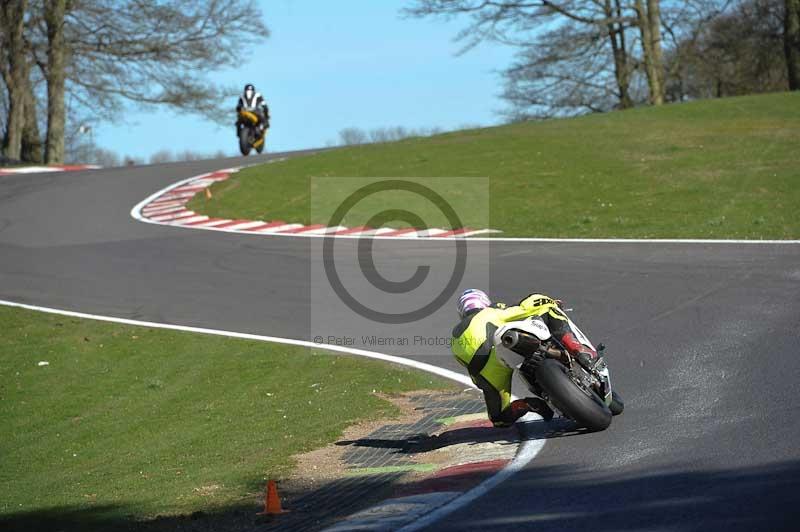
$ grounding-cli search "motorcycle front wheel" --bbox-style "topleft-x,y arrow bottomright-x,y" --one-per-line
239,127 -> 252,156
535,359 -> 612,432
609,390 -> 624,416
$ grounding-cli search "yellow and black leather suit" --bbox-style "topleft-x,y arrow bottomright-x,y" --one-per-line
451,294 -> 574,426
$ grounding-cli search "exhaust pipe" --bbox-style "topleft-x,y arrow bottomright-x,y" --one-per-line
501,330 -> 541,354
501,331 -> 521,349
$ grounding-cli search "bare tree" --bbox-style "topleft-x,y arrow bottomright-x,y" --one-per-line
669,0 -> 787,98
20,69 -> 43,163
89,146 -> 120,167
0,2 -> 43,163
0,0 -> 28,160
43,0 -> 67,163
634,0 -> 666,103
123,155 -> 144,166
149,149 -> 175,164
660,0 -> 735,101
406,2 -> 675,115
338,125 -> 446,146
499,19 -> 639,119
0,82 -> 6,130
787,0 -> 800,88
177,150 -> 206,161
149,147 -> 230,163
606,0 -> 636,109
405,1 -> 645,116
1,4 -> 49,163
407,1 -> 772,115
369,127 -> 392,143
339,127 -> 368,145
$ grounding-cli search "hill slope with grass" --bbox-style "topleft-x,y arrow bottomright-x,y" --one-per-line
191,92 -> 800,239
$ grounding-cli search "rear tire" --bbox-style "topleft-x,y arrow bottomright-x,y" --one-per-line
535,359 -> 612,432
609,391 -> 624,416
238,127 -> 252,156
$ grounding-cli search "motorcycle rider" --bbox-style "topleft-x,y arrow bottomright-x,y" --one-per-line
236,83 -> 270,135
451,289 -> 602,427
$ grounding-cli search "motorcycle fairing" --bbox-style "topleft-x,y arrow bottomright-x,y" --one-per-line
238,110 -> 259,125
493,316 -> 552,346
566,317 -> 596,351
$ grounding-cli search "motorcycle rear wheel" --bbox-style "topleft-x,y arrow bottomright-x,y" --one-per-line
239,127 -> 252,156
535,359 -> 612,432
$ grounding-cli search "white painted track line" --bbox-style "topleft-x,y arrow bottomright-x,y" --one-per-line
0,298 -> 472,393
218,220 -> 270,231
170,215 -> 209,224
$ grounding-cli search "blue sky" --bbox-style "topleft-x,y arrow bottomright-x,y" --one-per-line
96,1 -> 516,160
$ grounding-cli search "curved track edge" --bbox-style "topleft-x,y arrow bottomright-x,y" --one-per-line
131,166 -> 800,244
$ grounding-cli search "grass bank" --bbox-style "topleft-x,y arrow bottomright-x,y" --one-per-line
190,92 -> 800,239
0,306 -> 452,529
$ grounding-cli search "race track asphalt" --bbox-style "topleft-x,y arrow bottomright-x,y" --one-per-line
1,154 -> 798,531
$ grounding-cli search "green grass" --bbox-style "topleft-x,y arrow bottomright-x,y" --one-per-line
0,307 -> 453,527
190,92 -> 800,238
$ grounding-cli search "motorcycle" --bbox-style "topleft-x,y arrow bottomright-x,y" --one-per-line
236,109 -> 266,156
495,314 -> 624,431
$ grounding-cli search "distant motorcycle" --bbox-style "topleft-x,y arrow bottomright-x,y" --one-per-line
236,109 -> 266,156
496,314 -> 624,431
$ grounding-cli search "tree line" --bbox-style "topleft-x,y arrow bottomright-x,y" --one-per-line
1,0 -> 268,165
406,0 -> 800,118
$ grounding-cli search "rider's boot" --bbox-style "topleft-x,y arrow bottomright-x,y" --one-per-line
525,397 -> 555,421
561,332 -> 601,372
493,399 -> 534,428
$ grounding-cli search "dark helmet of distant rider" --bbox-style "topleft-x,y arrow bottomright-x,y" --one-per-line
242,84 -> 258,108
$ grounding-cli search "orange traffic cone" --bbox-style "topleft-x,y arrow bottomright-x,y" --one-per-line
204,188 -> 212,200
257,480 -> 288,516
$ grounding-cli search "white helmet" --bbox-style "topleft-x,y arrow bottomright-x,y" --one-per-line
457,289 -> 491,318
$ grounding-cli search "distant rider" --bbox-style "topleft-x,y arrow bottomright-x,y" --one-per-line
236,83 -> 270,135
451,289 -> 602,427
